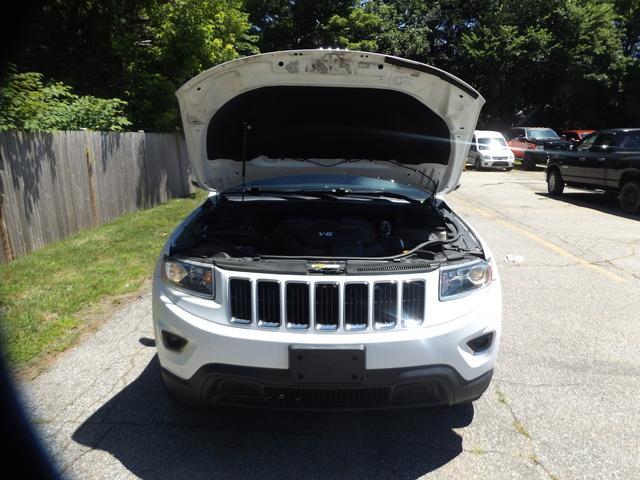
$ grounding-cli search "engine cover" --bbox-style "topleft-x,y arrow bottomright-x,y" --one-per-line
272,217 -> 388,257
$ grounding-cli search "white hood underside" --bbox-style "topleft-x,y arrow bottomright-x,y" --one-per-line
176,49 -> 485,196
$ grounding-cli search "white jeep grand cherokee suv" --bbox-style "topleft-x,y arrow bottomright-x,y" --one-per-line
153,50 -> 501,409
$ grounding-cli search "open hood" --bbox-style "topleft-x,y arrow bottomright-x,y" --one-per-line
176,50 -> 484,196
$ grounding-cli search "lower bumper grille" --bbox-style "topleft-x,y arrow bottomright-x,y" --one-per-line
263,386 -> 391,405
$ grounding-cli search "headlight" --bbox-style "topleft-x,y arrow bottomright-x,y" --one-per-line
162,258 -> 214,297
440,260 -> 492,300
535,144 -> 544,150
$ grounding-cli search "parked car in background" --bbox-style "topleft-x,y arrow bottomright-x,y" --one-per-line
466,130 -> 514,170
506,127 -> 571,170
153,50 -> 502,410
546,128 -> 640,213
562,129 -> 595,143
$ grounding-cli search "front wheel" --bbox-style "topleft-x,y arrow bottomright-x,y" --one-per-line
619,181 -> 640,214
475,158 -> 483,171
547,169 -> 564,196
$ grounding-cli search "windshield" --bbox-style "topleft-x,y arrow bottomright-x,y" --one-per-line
528,128 -> 560,139
224,175 -> 431,201
478,137 -> 507,148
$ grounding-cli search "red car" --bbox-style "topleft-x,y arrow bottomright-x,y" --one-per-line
505,127 -> 571,169
561,129 -> 596,142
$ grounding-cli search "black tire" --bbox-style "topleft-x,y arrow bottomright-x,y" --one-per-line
475,157 -> 483,171
547,169 -> 564,196
505,167 -> 513,172
522,152 -> 536,171
619,181 -> 640,214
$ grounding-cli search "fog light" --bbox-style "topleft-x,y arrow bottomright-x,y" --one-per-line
467,332 -> 494,353
161,330 -> 188,352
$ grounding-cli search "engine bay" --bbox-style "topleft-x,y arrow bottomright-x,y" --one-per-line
171,196 -> 482,263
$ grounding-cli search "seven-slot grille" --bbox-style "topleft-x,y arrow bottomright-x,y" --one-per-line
228,278 -> 426,331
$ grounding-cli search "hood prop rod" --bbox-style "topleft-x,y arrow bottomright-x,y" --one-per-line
241,122 -> 252,204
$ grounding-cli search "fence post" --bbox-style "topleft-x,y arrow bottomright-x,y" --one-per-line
84,133 -> 101,226
0,193 -> 14,262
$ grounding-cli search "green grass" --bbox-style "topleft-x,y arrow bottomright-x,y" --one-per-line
0,192 -> 206,369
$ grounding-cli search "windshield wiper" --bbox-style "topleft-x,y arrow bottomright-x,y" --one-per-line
223,188 -> 339,201
331,189 -> 422,204
224,187 -> 424,203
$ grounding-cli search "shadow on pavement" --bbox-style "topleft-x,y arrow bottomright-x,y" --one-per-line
535,192 -> 639,220
73,355 -> 473,479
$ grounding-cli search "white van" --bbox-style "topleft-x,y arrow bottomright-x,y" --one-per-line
467,130 -> 514,170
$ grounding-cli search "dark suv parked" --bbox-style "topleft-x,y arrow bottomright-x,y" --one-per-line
546,128 -> 640,214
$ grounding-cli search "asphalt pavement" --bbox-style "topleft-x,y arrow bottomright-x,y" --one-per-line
18,169 -> 640,479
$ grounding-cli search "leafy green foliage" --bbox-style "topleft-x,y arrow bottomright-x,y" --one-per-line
245,0 -> 353,51
13,0 -> 257,132
0,70 -> 131,132
114,0 -> 258,131
7,0 -> 640,129
458,0 -> 628,127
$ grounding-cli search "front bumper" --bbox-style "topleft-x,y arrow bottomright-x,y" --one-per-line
481,158 -> 514,169
162,363 -> 494,409
153,268 -> 501,408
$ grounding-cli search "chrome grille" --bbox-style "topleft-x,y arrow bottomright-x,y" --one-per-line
227,276 -> 426,332
229,279 -> 251,323
402,280 -> 425,325
315,283 -> 339,330
286,283 -> 310,329
373,282 -> 398,329
344,283 -> 368,330
257,281 -> 280,327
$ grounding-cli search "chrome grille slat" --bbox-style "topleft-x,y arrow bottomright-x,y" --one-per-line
315,283 -> 339,330
229,278 -> 252,324
286,283 -> 310,329
373,282 -> 398,329
402,280 -> 425,325
344,283 -> 368,330
257,281 -> 281,327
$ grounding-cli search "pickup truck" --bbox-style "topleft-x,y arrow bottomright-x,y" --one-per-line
546,128 -> 640,213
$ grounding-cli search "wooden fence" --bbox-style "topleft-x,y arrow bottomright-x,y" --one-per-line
0,130 -> 192,263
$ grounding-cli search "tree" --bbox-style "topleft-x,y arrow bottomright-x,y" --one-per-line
12,0 -> 258,131
114,0 -> 258,131
0,70 -> 131,132
245,0 -> 354,51
458,0 -> 628,128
